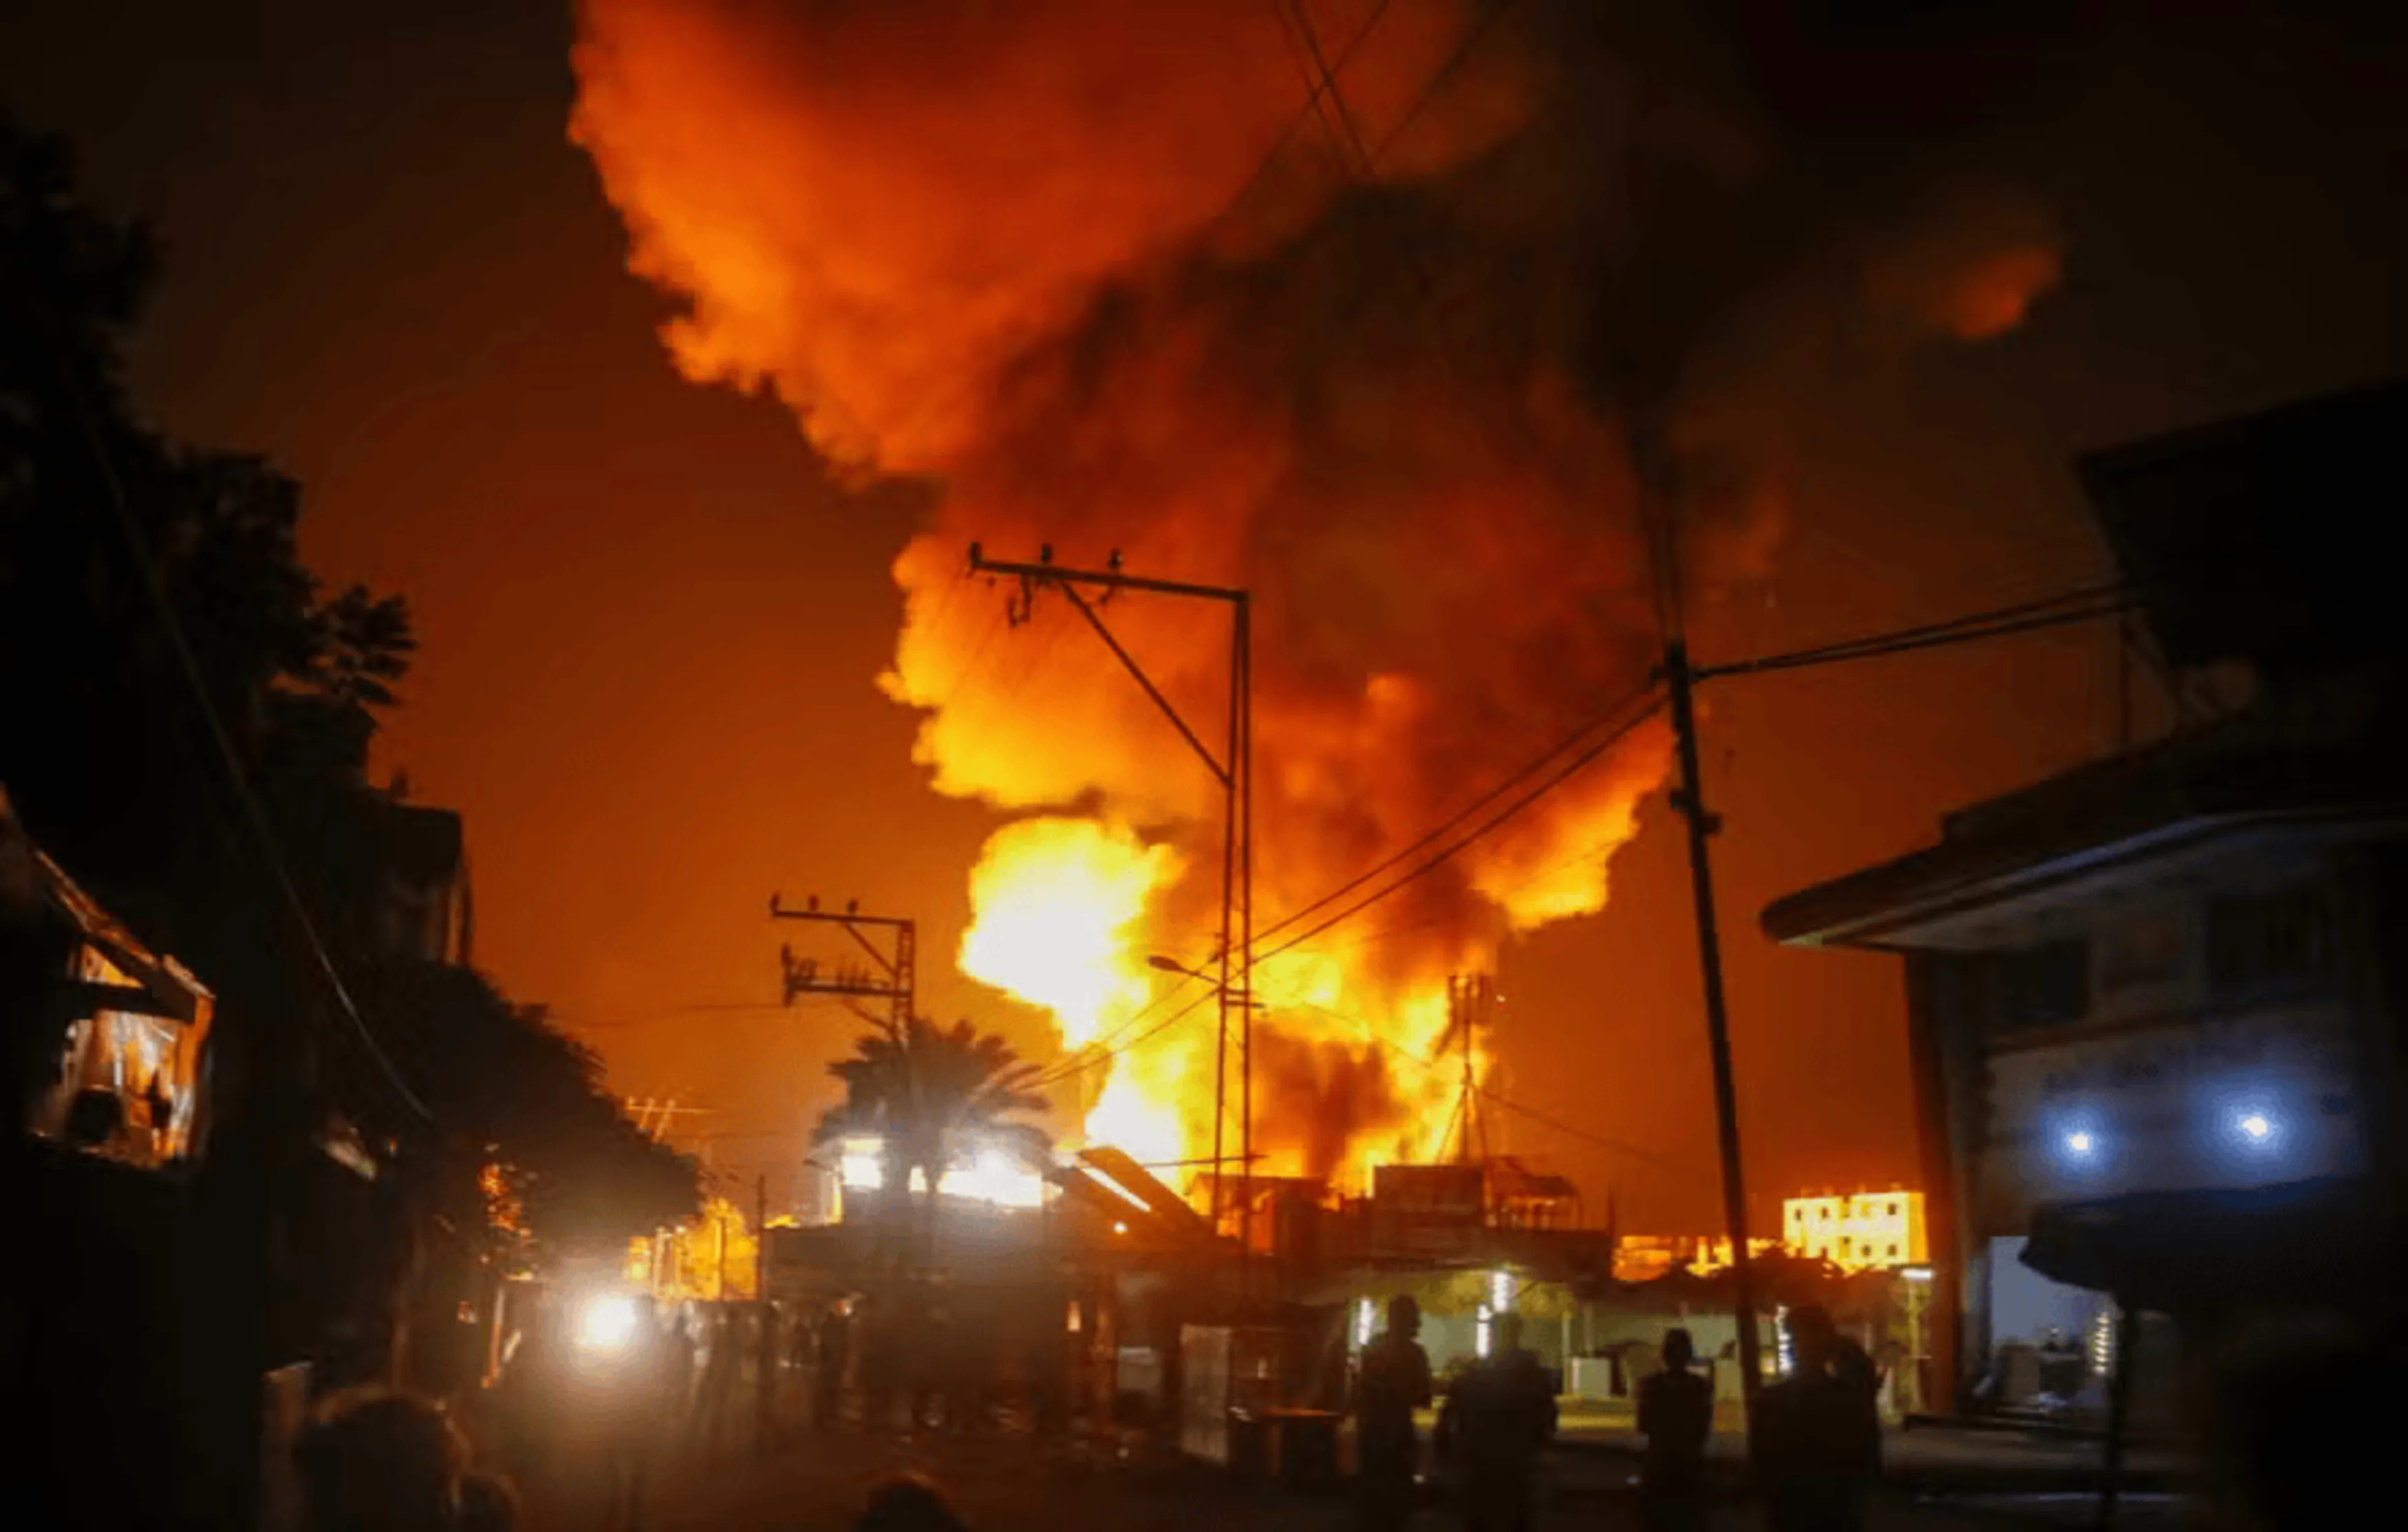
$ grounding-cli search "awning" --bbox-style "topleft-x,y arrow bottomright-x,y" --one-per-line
2021,1178 -> 2385,1310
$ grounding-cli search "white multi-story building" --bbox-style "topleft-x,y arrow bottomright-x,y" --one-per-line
1783,1191 -> 1929,1271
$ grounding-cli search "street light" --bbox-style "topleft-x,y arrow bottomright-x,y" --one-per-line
1148,953 -> 1261,1006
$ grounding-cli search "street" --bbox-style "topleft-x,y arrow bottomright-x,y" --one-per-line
517,1418 -> 2198,1532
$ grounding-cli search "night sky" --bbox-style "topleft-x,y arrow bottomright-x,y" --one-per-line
5,1 -> 2402,1229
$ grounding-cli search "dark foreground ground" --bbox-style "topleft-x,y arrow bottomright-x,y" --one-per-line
514,1414 -> 2197,1532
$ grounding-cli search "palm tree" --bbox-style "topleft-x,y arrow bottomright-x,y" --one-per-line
813,1017 -> 1051,1267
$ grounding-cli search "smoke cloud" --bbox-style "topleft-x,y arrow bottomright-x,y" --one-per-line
570,0 -> 2063,1180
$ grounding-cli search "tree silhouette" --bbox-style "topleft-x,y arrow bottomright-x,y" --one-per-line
343,960 -> 698,1390
813,1016 -> 1051,1266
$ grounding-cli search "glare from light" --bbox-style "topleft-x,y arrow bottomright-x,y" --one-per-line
1474,1307 -> 1493,1359
1113,1220 -> 1128,1236
937,1147 -> 1046,1208
2065,1131 -> 2094,1156
2239,1114 -> 2272,1142
1902,1266 -> 1933,1284
1490,1268 -> 1514,1313
1355,1297 -> 1376,1348
577,1293 -> 640,1352
839,1136 -> 883,1191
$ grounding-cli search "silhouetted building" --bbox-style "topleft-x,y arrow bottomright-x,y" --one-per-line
358,785 -> 471,965
1763,381 -> 2408,1421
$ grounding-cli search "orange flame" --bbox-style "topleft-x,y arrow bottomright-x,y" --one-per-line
571,0 -> 2059,1196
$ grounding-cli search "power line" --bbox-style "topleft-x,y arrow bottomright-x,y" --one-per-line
1272,801 -> 1638,969
1697,583 -> 2133,680
1253,692 -> 1668,967
1252,678 -> 1664,950
49,338 -> 433,1120
1032,983 -> 1218,1089
1201,0 -> 1406,244
1280,993 -> 1686,1173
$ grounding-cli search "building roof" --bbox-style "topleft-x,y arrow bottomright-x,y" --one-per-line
1761,723 -> 2408,950
1,786 -> 209,1022
1766,380 -> 2408,952
367,795 -> 465,887
2080,378 -> 2408,676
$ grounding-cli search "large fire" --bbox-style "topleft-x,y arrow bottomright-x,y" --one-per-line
570,0 -> 2062,1196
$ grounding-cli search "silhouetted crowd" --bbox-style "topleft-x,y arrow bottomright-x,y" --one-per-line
286,1285 -> 2402,1532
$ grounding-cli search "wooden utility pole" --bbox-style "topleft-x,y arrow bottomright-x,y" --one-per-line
755,1173 -> 775,1456
1662,639 -> 1768,1443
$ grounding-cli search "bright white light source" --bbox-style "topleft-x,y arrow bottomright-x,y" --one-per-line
1112,1220 -> 1128,1236
840,1137 -> 884,1190
1490,1269 -> 1514,1312
1474,1306 -> 1493,1358
2239,1114 -> 2272,1141
577,1293 -> 639,1352
2066,1131 -> 2094,1156
1355,1297 -> 1376,1348
936,1147 -> 1046,1208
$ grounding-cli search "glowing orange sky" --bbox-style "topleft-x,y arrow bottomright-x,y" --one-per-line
5,1 -> 2403,1227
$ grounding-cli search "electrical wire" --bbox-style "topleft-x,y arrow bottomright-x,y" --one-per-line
1697,583 -> 2133,680
1251,678 -> 1664,949
47,337 -> 433,1119
1031,983 -> 1218,1088
1252,693 -> 1667,967
1276,993 -> 1688,1173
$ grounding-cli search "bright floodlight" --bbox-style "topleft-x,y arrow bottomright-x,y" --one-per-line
2240,1113 -> 2272,1141
577,1293 -> 639,1352
2066,1131 -> 2094,1156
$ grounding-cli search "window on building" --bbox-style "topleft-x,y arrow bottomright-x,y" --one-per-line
2208,887 -> 2334,999
1996,939 -> 2090,1035
1889,1244 -> 1900,1258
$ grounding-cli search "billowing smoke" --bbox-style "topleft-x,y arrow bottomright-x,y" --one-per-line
570,0 -> 2062,1183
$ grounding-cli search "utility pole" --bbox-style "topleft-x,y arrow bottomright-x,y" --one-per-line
755,1172 -> 774,1457
1662,638 -> 1768,1445
1446,975 -> 1491,1167
770,896 -> 916,1035
967,544 -> 1254,1262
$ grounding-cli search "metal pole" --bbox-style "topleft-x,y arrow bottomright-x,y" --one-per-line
1237,592 -> 1255,1274
1663,639 -> 1767,1452
757,1174 -> 773,1456
1216,658 -> 1236,1236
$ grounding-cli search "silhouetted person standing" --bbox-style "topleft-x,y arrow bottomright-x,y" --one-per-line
656,1304 -> 695,1446
1445,1313 -> 1556,1532
1759,1305 -> 1880,1532
815,1302 -> 852,1431
1637,1328 -> 1713,1532
858,1474 -> 968,1532
692,1309 -> 741,1454
1355,1294 -> 1434,1532
294,1388 -> 467,1532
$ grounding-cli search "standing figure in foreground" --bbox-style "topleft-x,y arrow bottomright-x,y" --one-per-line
1757,1305 -> 1881,1532
1636,1328 -> 1714,1532
1444,1313 -> 1556,1532
1354,1294 -> 1434,1532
